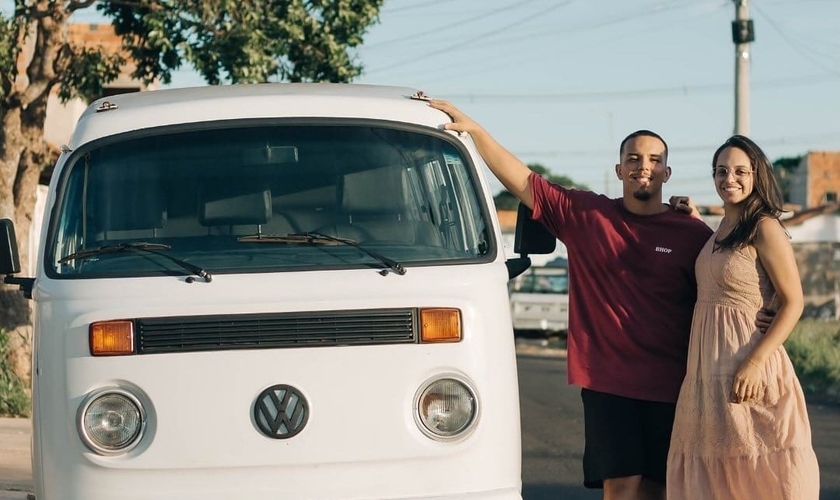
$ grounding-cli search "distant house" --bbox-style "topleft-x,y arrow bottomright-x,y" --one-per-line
786,151 -> 840,209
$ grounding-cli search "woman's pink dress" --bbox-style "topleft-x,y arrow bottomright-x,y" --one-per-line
667,234 -> 820,500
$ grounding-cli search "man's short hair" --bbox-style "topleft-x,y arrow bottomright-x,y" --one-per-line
619,130 -> 669,162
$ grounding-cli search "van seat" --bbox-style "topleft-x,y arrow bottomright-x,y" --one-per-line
315,167 -> 442,246
196,179 -> 272,235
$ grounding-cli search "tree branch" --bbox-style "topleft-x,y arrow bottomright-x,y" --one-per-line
66,0 -> 97,14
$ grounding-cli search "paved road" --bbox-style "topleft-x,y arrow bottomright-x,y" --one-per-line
0,416 -> 30,500
517,353 -> 840,500
2,346 -> 838,500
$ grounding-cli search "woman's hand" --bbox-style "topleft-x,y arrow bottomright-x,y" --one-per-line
732,358 -> 765,403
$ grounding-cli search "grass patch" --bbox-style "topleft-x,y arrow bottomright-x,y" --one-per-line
784,319 -> 840,403
0,329 -> 31,417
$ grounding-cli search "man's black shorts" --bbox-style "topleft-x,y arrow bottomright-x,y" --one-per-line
580,388 -> 677,489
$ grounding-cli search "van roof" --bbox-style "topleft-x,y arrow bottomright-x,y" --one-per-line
70,83 -> 449,149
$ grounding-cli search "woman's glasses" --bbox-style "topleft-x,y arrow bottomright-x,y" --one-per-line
713,166 -> 753,180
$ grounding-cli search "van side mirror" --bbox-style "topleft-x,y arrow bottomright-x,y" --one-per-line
0,219 -> 21,274
514,203 -> 556,255
0,219 -> 34,299
505,203 -> 557,280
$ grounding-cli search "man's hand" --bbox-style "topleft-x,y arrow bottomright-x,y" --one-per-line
428,100 -> 481,136
755,307 -> 776,334
669,195 -> 702,220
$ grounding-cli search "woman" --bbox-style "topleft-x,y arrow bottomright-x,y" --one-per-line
667,135 -> 820,499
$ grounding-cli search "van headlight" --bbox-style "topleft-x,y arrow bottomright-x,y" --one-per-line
414,376 -> 478,441
78,388 -> 146,455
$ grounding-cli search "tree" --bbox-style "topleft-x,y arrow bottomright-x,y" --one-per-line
0,0 -> 383,385
772,155 -> 802,204
493,163 -> 589,210
101,0 -> 383,85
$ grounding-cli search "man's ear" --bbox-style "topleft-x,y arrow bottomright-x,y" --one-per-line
615,164 -> 622,180
663,166 -> 672,182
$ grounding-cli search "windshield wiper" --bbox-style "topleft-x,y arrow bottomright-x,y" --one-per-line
58,242 -> 213,283
238,231 -> 406,276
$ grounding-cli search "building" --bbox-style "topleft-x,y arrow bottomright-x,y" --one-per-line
786,151 -> 840,209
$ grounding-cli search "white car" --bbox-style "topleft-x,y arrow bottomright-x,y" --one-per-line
509,264 -> 569,337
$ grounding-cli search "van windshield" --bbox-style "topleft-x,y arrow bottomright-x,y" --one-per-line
47,123 -> 493,278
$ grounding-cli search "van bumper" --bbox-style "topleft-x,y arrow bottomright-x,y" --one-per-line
35,466 -> 522,500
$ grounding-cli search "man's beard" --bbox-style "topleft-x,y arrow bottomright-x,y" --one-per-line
633,189 -> 652,201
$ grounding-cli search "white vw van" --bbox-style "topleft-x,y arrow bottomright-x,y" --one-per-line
0,83 -> 555,500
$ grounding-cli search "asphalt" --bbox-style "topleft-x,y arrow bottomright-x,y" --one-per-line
0,416 -> 32,500
0,340 -> 564,500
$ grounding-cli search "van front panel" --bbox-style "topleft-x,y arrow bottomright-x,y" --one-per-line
33,268 -> 521,500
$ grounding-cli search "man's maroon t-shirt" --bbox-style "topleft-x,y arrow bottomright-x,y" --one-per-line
529,174 -> 713,403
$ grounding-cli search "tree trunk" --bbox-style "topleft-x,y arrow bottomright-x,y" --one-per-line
15,93 -> 50,276
0,103 -> 32,387
1,94 -> 51,388
0,107 -> 24,221
0,4 -> 68,387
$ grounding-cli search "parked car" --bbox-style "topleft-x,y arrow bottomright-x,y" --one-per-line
509,263 -> 569,337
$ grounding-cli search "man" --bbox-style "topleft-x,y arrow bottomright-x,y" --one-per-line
429,100 -> 713,500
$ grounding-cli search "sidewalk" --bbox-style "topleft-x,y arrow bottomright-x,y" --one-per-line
0,417 -> 33,500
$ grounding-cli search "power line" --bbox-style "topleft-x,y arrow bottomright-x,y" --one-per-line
386,0 -> 457,14
752,0 -> 840,76
360,1 -> 725,82
365,0 -> 539,49
366,1 -> 572,74
432,74 -> 839,102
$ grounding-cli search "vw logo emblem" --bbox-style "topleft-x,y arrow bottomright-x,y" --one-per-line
253,384 -> 309,439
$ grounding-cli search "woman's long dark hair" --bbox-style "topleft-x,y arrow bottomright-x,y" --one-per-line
712,135 -> 786,251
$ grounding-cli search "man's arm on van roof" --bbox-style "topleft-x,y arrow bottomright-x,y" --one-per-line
429,100 -> 534,209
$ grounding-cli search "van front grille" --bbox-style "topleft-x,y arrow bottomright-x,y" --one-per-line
135,308 -> 417,354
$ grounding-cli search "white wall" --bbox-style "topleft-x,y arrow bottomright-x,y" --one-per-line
43,93 -> 87,148
28,185 -> 48,275
787,214 -> 840,243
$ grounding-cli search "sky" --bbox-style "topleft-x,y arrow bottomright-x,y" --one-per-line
22,0 -> 840,205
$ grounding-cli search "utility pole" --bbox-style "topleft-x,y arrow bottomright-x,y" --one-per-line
732,0 -> 755,136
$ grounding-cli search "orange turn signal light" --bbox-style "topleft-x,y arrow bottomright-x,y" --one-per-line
420,308 -> 462,343
90,320 -> 134,356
